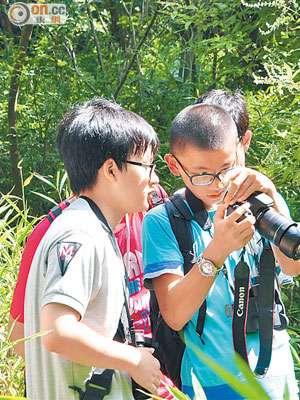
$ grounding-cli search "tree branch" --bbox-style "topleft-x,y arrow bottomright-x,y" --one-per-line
120,0 -> 143,76
86,0 -> 105,76
62,37 -> 101,96
113,1 -> 159,99
8,23 -> 33,197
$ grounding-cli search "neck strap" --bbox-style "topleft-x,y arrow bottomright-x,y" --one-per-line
185,187 -> 212,230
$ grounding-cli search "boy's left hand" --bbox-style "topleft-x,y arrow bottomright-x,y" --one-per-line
224,167 -> 277,207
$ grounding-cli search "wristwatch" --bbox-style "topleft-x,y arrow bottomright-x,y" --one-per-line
196,255 -> 221,277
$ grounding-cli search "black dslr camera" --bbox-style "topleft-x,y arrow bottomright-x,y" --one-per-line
131,333 -> 154,400
227,191 -> 300,260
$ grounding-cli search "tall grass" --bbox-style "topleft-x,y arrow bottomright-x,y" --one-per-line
0,192 -> 38,396
0,170 -> 68,396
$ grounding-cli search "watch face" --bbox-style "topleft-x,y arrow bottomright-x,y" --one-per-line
202,261 -> 214,275
198,258 -> 220,277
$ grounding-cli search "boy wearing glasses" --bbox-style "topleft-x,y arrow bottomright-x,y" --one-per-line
23,98 -> 161,400
142,104 -> 300,399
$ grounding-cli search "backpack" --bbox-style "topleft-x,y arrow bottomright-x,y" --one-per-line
10,197 -> 74,322
150,190 -> 209,389
150,189 -> 289,387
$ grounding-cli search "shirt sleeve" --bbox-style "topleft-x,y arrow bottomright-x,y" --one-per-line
41,231 -> 102,318
142,205 -> 184,289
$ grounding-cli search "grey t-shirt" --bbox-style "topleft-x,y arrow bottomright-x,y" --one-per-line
24,198 -> 134,400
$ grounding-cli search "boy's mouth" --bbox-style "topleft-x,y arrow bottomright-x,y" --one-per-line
207,191 -> 226,200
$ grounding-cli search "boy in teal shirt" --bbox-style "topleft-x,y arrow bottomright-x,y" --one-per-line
142,104 -> 300,399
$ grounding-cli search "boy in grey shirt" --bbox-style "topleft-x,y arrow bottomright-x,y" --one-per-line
24,98 -> 161,400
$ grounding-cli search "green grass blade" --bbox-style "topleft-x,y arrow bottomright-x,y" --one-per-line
189,343 -> 271,400
32,173 -> 56,189
135,389 -> 165,399
191,370 -> 207,400
289,343 -> 300,366
59,171 -> 69,195
23,173 -> 34,187
165,385 -> 191,399
2,330 -> 52,354
283,381 -> 290,400
137,383 -> 191,400
30,191 -> 58,206
233,353 -> 272,399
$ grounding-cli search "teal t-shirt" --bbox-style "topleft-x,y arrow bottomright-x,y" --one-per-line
142,202 -> 298,400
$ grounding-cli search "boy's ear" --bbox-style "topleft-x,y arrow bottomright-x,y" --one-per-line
243,129 -> 252,152
102,158 -> 118,182
164,154 -> 181,176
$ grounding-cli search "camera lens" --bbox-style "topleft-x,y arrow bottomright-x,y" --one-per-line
228,192 -> 300,260
257,209 -> 300,260
277,224 -> 300,260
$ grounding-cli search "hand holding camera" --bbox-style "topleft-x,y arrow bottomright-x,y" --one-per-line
211,202 -> 256,260
129,333 -> 160,399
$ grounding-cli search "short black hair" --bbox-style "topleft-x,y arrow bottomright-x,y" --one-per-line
195,89 -> 249,140
170,104 -> 237,153
57,97 -> 159,195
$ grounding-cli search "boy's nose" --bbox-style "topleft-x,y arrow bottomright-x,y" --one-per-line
150,170 -> 159,186
213,175 -> 228,189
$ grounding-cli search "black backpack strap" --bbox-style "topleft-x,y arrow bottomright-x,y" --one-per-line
70,369 -> 114,400
47,203 -> 64,223
150,190 -> 212,389
166,192 -> 207,340
185,188 -> 212,231
195,301 -> 207,344
165,195 -> 195,272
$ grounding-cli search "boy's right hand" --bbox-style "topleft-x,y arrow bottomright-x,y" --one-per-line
128,347 -> 161,395
210,202 -> 256,260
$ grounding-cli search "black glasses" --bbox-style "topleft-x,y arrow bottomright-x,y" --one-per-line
125,160 -> 156,177
172,154 -> 235,186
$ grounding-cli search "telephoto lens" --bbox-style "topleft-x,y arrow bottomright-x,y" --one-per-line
227,191 -> 300,260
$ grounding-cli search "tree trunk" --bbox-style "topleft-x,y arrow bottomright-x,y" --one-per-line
7,23 -> 33,197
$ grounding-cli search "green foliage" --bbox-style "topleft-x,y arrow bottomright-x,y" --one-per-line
0,0 -> 299,397
1,0 -> 299,214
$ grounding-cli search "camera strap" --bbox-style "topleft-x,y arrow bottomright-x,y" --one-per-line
254,243 -> 275,377
232,250 -> 250,363
233,244 -> 276,378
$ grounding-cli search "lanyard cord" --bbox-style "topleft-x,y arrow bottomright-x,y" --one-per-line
124,213 -> 136,345
80,196 -> 135,345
